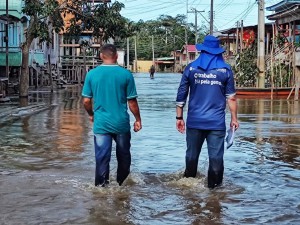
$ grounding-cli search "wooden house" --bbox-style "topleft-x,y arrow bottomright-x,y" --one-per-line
180,45 -> 197,65
56,0 -> 120,85
170,50 -> 183,72
0,0 -> 23,98
0,0 -> 62,97
0,0 -> 112,96
218,23 -> 273,57
266,0 -> 300,99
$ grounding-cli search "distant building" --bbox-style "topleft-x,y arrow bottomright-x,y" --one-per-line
180,45 -> 197,65
0,0 -> 59,95
155,57 -> 174,72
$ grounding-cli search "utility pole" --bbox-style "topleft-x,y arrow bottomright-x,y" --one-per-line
173,35 -> 176,72
152,35 -> 155,65
126,38 -> 129,69
236,21 -> 239,54
257,0 -> 265,88
134,36 -> 137,73
240,20 -> 244,53
186,0 -> 189,64
188,8 -> 205,45
185,26 -> 189,64
210,0 -> 214,35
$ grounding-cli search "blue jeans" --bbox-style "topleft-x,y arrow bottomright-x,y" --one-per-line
185,128 -> 225,188
94,132 -> 131,186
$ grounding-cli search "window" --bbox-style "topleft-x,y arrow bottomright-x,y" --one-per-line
190,53 -> 195,61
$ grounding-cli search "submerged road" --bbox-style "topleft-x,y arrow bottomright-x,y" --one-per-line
0,73 -> 300,225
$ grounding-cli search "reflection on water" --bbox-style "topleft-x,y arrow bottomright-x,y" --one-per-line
238,98 -> 300,167
0,73 -> 299,225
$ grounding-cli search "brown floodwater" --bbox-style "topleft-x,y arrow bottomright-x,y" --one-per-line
0,73 -> 299,225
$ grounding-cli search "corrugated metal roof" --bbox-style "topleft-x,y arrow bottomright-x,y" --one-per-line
266,0 -> 300,12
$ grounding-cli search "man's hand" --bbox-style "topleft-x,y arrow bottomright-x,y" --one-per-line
230,120 -> 239,130
133,120 -> 142,132
128,98 -> 142,132
176,119 -> 185,133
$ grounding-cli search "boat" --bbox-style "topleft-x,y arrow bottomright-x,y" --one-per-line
236,87 -> 299,98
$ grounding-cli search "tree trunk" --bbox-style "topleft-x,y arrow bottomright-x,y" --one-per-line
48,19 -> 54,92
19,44 -> 30,100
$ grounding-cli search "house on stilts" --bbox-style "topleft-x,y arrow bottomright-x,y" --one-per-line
0,0 -> 61,98
216,0 -> 300,99
0,0 -> 123,99
266,0 -> 300,100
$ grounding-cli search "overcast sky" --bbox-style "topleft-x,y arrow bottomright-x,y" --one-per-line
118,0 -> 280,30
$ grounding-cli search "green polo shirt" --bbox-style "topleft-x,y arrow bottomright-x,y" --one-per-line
82,64 -> 138,134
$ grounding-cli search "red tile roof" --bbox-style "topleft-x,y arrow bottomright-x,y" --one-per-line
181,45 -> 197,53
186,45 -> 197,52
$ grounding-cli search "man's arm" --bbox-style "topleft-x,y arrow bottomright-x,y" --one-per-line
82,97 -> 94,122
128,98 -> 142,132
227,96 -> 239,129
175,67 -> 190,133
225,69 -> 239,130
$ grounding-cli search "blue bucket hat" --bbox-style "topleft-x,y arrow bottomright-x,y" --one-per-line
196,35 -> 225,55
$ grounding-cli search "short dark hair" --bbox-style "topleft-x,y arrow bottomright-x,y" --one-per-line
100,44 -> 117,58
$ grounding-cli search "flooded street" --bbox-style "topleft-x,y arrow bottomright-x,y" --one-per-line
0,73 -> 300,225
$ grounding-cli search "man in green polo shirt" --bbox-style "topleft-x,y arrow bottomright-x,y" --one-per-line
82,44 -> 142,187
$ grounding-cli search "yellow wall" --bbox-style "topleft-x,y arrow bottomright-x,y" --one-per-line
135,60 -> 154,73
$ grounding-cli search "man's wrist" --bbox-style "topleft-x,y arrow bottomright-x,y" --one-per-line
176,116 -> 183,120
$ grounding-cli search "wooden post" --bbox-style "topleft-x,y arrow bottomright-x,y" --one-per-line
57,35 -> 63,84
48,54 -> 53,91
227,34 -> 230,55
291,21 -> 296,87
72,39 -> 75,81
134,36 -> 137,72
295,66 -> 300,101
82,46 -> 87,84
30,67 -> 33,86
35,69 -> 39,89
47,18 -> 54,92
271,24 -> 275,99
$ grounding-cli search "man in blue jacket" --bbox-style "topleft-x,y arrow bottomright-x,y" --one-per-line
176,35 -> 239,189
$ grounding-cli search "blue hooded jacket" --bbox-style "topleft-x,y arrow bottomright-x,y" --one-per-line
176,53 -> 236,130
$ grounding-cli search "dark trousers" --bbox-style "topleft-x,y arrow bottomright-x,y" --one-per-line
185,128 -> 225,188
94,132 -> 131,186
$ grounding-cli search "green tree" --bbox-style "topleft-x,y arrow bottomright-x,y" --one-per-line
65,1 -> 130,44
233,43 -> 258,87
122,14 -> 204,60
20,0 -> 132,105
21,0 -> 64,104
